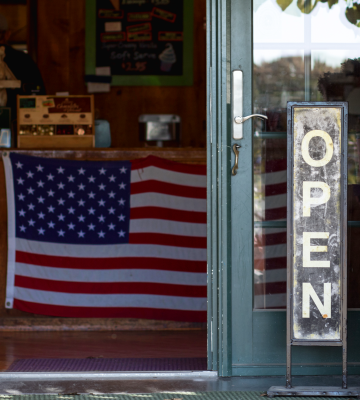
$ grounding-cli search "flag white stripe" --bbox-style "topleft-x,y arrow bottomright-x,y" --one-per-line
129,219 -> 206,237
16,239 -> 207,261
130,192 -> 206,212
254,243 -> 287,260
254,293 -> 287,309
14,287 -> 207,310
253,268 -> 286,284
262,170 -> 287,185
131,166 -> 206,188
264,194 -> 287,210
15,263 -> 207,285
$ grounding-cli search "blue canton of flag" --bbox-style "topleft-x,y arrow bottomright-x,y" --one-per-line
10,153 -> 131,245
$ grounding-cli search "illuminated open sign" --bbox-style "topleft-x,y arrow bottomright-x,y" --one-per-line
288,103 -> 347,344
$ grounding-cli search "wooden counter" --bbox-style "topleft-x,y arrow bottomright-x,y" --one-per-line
0,148 -> 206,329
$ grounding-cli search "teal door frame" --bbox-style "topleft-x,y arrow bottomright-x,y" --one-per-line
207,0 -> 232,377
207,0 -> 360,378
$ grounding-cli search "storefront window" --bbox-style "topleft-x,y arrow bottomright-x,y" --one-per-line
253,0 -> 360,309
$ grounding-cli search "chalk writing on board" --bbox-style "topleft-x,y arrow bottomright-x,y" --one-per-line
96,0 -> 184,76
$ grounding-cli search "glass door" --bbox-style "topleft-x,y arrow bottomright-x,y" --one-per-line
207,0 -> 360,376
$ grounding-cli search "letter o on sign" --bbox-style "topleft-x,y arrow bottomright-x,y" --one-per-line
301,130 -> 334,167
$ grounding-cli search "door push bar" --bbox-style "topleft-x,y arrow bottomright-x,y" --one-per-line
231,70 -> 268,175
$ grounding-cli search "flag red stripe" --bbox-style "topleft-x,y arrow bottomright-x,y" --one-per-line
254,258 -> 286,271
130,207 -> 206,223
265,207 -> 286,220
131,155 -> 206,175
129,233 -> 206,248
13,299 -> 207,322
131,180 -> 206,199
15,276 -> 207,297
265,182 -> 287,197
265,159 -> 287,173
254,281 -> 286,296
16,251 -> 207,272
262,232 -> 287,246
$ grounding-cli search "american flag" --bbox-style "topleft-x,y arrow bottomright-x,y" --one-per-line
3,153 -> 207,322
254,158 -> 287,309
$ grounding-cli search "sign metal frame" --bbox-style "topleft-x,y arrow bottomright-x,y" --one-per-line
268,102 -> 350,397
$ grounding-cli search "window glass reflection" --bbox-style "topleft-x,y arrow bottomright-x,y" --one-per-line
253,0 -> 360,309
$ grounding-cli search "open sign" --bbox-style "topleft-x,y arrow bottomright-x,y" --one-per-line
288,103 -> 347,343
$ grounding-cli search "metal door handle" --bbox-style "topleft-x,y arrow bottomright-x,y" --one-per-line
232,144 -> 241,176
234,114 -> 268,124
232,70 -> 268,140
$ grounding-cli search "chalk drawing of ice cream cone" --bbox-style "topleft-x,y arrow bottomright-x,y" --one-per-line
159,43 -> 177,72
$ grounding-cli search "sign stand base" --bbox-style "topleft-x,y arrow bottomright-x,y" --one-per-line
267,386 -> 360,397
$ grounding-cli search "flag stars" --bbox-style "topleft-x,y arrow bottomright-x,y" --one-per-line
58,198 -> 65,206
99,168 -> 106,175
118,199 -> 125,206
57,167 -> 65,174
68,191 -> 75,199
78,168 -> 86,175
17,178 -> 24,185
78,183 -> 85,191
58,182 -> 65,190
78,215 -> 85,222
98,199 -> 106,207
118,214 -> 125,222
120,167 -> 127,174
78,199 -> 85,206
68,207 -> 75,214
88,192 -> 95,199
28,219 -> 35,226
58,214 -> 65,221
27,187 -> 34,195
108,223 -> 115,231
16,161 -> 23,169
48,206 -> 55,213
98,184 -> 106,191
18,209 -> 26,217
108,207 -> 115,215
58,229 -> 65,237
88,176 -> 96,183
26,171 -> 34,179
38,196 -> 45,204
47,173 -> 54,181
88,223 -> 95,231
38,228 -> 45,235
18,194 -> 25,201
88,207 -> 95,215
47,189 -> 55,197
118,230 -> 125,238
48,221 -> 55,229
98,231 -> 105,238
68,223 -> 75,230
108,191 -> 115,198
36,165 -> 44,172
28,203 -> 35,210
19,225 -> 26,232
109,175 -> 116,182
78,231 -> 85,238
119,182 -> 126,190
68,175 -> 75,182
98,215 -> 105,223
38,212 -> 45,219
37,180 -> 44,188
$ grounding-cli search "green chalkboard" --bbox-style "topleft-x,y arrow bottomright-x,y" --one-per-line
85,0 -> 194,86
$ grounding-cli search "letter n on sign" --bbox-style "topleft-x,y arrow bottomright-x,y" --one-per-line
287,102 -> 348,344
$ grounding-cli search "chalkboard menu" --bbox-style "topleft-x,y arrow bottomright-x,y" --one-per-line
86,0 -> 194,86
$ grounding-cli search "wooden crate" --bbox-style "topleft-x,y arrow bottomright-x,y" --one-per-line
17,95 -> 95,149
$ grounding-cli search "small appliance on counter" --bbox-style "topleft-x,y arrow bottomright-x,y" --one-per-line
139,114 -> 181,147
